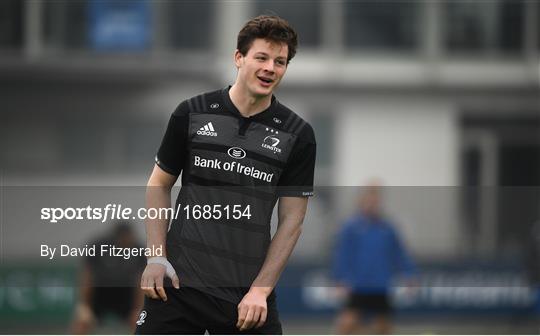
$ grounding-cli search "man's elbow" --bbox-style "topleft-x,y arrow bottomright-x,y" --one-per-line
292,221 -> 303,238
146,181 -> 172,196
284,207 -> 307,224
146,173 -> 174,190
146,164 -> 177,189
147,178 -> 168,189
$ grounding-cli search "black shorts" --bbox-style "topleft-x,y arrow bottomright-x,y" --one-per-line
345,293 -> 391,315
134,287 -> 282,335
91,287 -> 134,320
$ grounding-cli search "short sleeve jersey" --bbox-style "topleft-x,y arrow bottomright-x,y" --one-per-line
155,87 -> 316,303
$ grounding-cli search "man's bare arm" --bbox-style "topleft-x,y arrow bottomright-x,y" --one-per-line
70,263 -> 96,333
237,196 -> 308,330
78,262 -> 93,307
140,164 -> 179,301
251,196 -> 307,291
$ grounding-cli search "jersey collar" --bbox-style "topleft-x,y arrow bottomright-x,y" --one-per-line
221,86 -> 277,121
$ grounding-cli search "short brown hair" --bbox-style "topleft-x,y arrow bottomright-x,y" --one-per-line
237,15 -> 298,64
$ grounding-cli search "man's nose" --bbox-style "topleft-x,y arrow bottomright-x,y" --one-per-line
263,60 -> 275,73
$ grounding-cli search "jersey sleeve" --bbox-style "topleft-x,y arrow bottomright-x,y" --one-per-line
277,124 -> 316,197
155,101 -> 190,176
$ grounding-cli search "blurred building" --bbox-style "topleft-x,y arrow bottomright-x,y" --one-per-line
1,0 -> 539,261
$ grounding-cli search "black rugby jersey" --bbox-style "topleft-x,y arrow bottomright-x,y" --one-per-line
155,87 -> 316,303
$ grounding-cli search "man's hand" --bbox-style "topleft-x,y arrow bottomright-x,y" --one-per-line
236,287 -> 270,331
140,258 -> 180,301
334,285 -> 350,302
71,303 -> 96,334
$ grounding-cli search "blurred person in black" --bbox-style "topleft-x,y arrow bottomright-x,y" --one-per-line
71,221 -> 145,334
332,181 -> 417,334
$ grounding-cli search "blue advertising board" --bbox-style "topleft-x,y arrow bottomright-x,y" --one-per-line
276,261 -> 539,317
88,0 -> 151,51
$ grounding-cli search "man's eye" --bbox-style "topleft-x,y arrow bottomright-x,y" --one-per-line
276,60 -> 286,66
256,56 -> 266,61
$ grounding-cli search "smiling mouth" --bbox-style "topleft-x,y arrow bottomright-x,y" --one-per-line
257,76 -> 274,84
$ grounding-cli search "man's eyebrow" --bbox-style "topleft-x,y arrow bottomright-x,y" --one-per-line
255,52 -> 286,59
253,52 -> 287,61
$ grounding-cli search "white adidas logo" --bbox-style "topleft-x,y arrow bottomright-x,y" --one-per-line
197,122 -> 217,137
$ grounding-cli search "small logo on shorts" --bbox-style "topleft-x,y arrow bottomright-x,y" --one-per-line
136,310 -> 147,326
210,103 -> 219,109
273,117 -> 282,124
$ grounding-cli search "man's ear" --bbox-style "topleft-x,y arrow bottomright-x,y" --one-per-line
234,49 -> 243,69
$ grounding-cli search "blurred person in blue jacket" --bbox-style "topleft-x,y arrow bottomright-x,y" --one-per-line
332,181 -> 417,334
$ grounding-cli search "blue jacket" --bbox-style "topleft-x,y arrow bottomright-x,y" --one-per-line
332,213 -> 416,294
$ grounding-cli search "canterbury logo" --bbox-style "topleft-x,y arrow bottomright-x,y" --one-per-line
136,310 -> 147,325
197,122 -> 217,137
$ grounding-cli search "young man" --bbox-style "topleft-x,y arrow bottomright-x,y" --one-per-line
135,15 -> 316,334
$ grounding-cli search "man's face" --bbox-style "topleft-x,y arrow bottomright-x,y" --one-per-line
359,190 -> 381,218
235,38 -> 289,98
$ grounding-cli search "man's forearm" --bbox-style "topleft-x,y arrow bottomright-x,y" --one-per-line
145,185 -> 172,257
250,218 -> 303,296
79,263 -> 93,306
